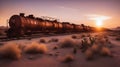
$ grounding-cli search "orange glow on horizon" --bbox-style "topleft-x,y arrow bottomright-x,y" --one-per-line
88,15 -> 111,28
96,19 -> 103,27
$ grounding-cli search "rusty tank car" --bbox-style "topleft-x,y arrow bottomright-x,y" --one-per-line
6,13 -> 92,38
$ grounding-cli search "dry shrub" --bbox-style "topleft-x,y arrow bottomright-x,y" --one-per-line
71,35 -> 77,39
80,38 -> 92,52
0,43 -> 21,60
105,38 -> 111,44
85,48 -> 93,60
53,46 -> 58,50
87,34 -> 91,37
73,47 -> 77,54
62,54 -> 74,63
81,34 -> 86,38
95,38 -> 106,45
89,37 -> 96,45
116,37 -> 120,41
40,39 -> 46,43
87,39 -> 92,46
24,42 -> 47,54
18,44 -> 26,50
100,47 -> 112,57
59,38 -> 77,48
49,38 -> 58,42
91,44 -> 99,53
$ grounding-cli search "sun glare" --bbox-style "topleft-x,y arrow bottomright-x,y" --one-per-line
88,14 -> 111,27
96,19 -> 103,27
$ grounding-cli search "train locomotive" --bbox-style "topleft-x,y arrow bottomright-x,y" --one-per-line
6,13 -> 93,38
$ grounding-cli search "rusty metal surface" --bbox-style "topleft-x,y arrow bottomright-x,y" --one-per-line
7,13 -> 95,37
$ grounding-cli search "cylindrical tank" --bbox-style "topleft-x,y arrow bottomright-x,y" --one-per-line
7,13 -> 91,37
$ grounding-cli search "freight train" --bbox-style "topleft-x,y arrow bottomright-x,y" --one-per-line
6,13 -> 95,38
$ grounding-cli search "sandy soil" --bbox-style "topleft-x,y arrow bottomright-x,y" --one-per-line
0,32 -> 120,67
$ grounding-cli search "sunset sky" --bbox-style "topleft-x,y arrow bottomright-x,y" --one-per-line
0,0 -> 120,28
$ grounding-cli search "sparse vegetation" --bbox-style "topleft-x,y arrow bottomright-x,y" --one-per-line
62,54 -> 74,63
0,43 -> 21,60
40,39 -> 46,43
53,46 -> 58,50
59,38 -> 78,48
85,48 -> 93,60
91,44 -> 99,53
81,34 -> 86,38
80,39 -> 91,52
80,34 -> 113,60
49,38 -> 58,42
24,42 -> 47,54
73,47 -> 77,54
71,35 -> 77,39
100,47 -> 112,57
89,37 -> 96,45
86,34 -> 91,37
116,37 -> 120,41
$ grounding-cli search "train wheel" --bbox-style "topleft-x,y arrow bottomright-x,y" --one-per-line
6,28 -> 14,38
20,29 -> 25,35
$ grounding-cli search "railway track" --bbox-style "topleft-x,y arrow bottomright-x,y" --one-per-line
0,32 -> 79,42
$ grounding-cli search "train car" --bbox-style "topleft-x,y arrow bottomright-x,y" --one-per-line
52,20 -> 63,33
73,24 -> 83,32
6,13 -> 94,38
6,13 -> 64,37
62,22 -> 74,33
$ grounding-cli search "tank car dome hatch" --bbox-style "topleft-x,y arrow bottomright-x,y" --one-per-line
71,23 -> 75,25
19,13 -> 25,17
36,17 -> 44,21
28,14 -> 34,19
53,20 -> 58,22
62,22 -> 70,24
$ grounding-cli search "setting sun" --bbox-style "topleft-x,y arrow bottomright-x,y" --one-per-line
88,15 -> 111,27
96,19 -> 103,27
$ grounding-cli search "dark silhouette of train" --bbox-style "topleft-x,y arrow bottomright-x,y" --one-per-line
6,13 -> 95,38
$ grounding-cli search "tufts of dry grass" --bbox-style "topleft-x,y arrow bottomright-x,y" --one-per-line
49,38 -> 59,42
80,34 -> 114,60
59,38 -> 78,48
53,46 -> 58,50
80,38 -> 92,52
0,43 -> 21,60
89,37 -> 96,45
62,54 -> 74,63
91,44 -> 99,53
81,34 -> 86,38
71,35 -> 77,39
100,47 -> 112,57
24,42 -> 48,54
85,48 -> 94,60
73,47 -> 77,54
116,37 -> 120,41
87,34 -> 91,37
40,39 -> 46,43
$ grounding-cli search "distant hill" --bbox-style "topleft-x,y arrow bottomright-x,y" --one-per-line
113,26 -> 120,30
116,27 -> 120,30
110,26 -> 120,32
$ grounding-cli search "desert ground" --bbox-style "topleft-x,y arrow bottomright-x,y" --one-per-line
0,31 -> 120,67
